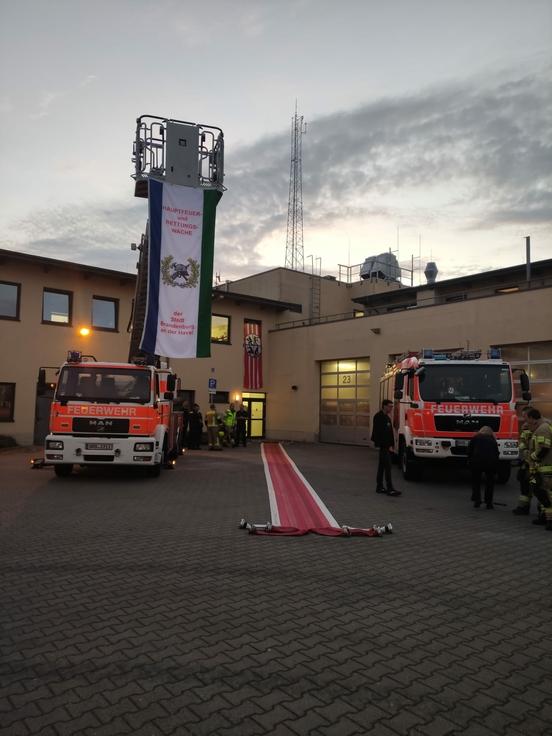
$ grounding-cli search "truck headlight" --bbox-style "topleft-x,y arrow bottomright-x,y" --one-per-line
504,441 -> 518,448
134,442 -> 154,452
46,440 -> 64,450
414,439 -> 433,447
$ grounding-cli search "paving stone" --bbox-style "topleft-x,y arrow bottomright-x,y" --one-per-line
1,444 -> 551,736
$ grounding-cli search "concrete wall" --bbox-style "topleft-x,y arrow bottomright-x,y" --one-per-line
1,257 -> 135,444
3,250 -> 551,446
266,286 -> 552,441
171,298 -> 279,412
227,267 -> 403,323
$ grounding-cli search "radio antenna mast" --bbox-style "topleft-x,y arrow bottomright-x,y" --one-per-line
285,102 -> 307,271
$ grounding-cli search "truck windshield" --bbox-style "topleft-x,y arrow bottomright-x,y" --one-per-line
56,367 -> 152,404
418,364 -> 512,403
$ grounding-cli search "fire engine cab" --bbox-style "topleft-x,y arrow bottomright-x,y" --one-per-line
380,348 -> 531,482
43,351 -> 184,477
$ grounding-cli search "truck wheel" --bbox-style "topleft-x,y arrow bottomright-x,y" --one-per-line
400,441 -> 423,481
149,462 -> 162,478
496,461 -> 511,484
149,441 -> 167,477
54,464 -> 73,478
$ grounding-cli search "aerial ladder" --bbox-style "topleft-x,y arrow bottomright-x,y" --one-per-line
128,115 -> 225,362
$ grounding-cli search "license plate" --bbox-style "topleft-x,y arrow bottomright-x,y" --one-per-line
456,439 -> 468,447
85,442 -> 113,450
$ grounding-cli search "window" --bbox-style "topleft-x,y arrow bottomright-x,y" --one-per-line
211,314 -> 231,344
212,391 -> 229,404
43,289 -> 72,325
0,383 -> 15,422
56,366 -> 152,403
500,341 -> 552,418
92,296 -> 118,331
0,281 -> 20,320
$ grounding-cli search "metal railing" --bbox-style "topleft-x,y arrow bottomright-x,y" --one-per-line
132,115 -> 224,191
273,275 -> 552,330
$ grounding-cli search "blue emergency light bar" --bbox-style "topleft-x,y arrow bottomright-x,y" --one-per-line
67,350 -> 82,363
421,348 -> 491,361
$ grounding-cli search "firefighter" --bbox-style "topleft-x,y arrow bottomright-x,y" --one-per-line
512,406 -> 534,515
205,403 -> 222,450
222,403 -> 237,447
525,408 -> 552,531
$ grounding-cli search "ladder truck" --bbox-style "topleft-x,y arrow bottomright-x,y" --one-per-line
41,116 -> 225,477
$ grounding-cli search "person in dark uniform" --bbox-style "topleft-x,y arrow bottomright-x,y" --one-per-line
468,426 -> 499,509
187,403 -> 203,449
235,403 -> 249,447
371,399 -> 401,496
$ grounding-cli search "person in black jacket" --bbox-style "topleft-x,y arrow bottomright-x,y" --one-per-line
187,403 -> 203,449
371,399 -> 401,496
468,426 -> 499,509
235,404 -> 249,447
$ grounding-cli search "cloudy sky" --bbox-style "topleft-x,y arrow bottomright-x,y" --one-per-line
1,0 -> 550,283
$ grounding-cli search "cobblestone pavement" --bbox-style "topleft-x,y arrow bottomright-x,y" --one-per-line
1,443 -> 551,736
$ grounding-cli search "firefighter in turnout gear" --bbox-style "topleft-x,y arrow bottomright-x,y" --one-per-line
525,408 -> 552,531
512,406 -> 535,515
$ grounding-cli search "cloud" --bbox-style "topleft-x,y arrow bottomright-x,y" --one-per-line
215,65 -> 552,268
29,75 -> 99,119
5,64 -> 551,280
3,200 -> 145,273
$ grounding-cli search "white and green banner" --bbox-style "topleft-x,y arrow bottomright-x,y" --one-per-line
141,179 -> 221,358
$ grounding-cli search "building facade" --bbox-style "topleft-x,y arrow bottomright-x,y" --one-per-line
1,248 -> 551,446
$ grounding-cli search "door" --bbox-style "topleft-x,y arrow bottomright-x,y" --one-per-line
242,392 -> 266,439
319,358 -> 371,445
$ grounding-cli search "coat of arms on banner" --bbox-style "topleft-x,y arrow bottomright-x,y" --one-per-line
161,255 -> 200,288
245,333 -> 262,357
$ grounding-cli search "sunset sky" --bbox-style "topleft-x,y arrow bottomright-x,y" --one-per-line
1,0 -> 550,284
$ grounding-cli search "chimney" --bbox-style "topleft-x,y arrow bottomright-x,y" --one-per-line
424,261 -> 438,285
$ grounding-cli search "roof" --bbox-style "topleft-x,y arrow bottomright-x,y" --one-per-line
352,258 -> 552,308
0,248 -> 136,282
0,249 -> 303,312
212,288 -> 302,313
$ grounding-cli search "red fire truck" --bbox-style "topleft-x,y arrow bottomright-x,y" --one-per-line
380,348 -> 531,482
43,351 -> 184,477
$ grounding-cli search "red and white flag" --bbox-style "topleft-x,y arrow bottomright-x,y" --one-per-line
243,320 -> 263,389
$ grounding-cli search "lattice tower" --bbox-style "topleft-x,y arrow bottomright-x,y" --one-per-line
285,106 -> 307,271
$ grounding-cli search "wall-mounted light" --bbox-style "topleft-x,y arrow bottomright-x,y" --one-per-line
79,327 -> 91,337
234,393 -> 241,402
370,328 -> 381,335
291,385 -> 298,391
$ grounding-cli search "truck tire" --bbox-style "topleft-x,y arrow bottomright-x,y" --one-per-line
149,462 -> 162,478
400,440 -> 423,481
496,461 -> 511,484
54,464 -> 73,478
149,440 -> 167,477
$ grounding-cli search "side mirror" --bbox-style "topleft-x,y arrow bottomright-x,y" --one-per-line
394,372 -> 404,400
37,369 -> 47,396
519,371 -> 531,401
164,391 -> 173,400
519,372 -> 530,392
166,375 -> 176,391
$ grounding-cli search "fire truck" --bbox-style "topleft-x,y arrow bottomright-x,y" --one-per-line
43,351 -> 184,477
39,115 -> 225,478
380,348 -> 531,483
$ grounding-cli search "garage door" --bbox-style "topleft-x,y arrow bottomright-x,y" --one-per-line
319,358 -> 371,445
